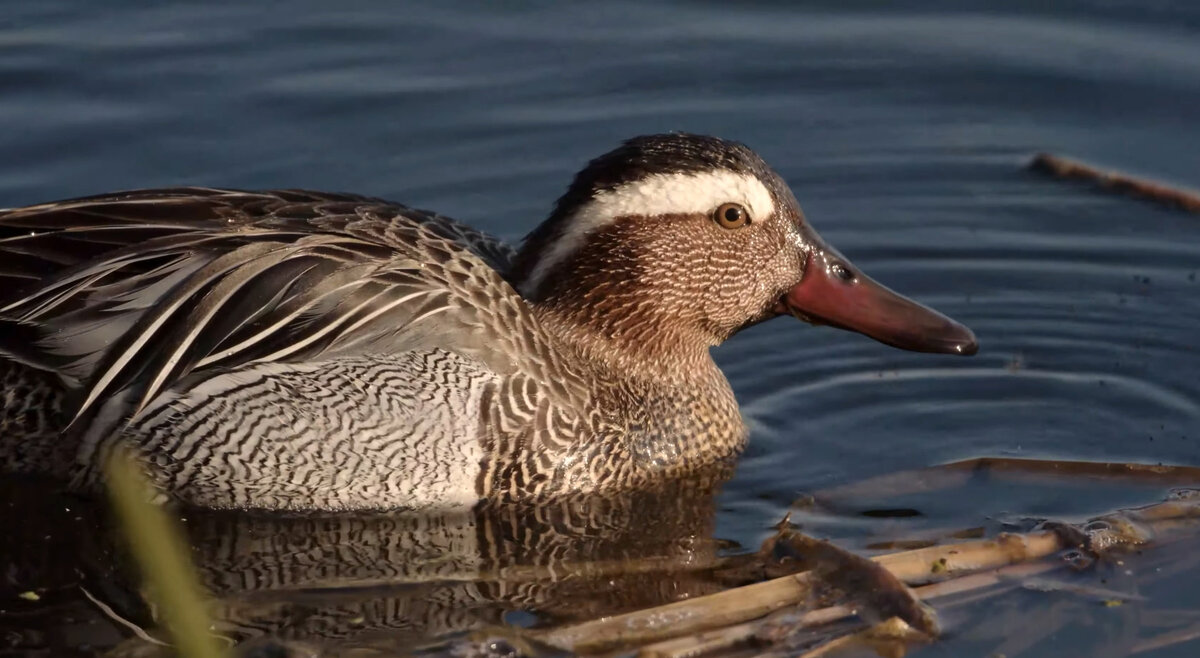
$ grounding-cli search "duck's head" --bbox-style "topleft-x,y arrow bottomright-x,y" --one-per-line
511,133 -> 977,369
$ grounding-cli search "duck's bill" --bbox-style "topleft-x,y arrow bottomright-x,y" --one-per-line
782,250 -> 978,355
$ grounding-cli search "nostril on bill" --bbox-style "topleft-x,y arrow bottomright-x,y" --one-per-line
830,262 -> 855,282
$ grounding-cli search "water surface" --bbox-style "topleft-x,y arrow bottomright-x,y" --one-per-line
1,1 -> 1199,656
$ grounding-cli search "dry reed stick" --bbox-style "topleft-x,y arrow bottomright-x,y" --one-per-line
538,530 -> 1062,653
638,561 -> 1061,658
1029,153 -> 1200,213
544,497 -> 1200,655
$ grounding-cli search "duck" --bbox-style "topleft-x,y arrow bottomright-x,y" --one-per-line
0,133 -> 977,511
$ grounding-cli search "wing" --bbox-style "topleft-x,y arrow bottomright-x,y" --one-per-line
0,187 -> 518,294
0,188 -> 580,428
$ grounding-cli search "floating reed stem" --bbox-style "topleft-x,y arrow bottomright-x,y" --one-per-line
539,530 -> 1063,653
1029,153 -> 1200,213
542,495 -> 1200,656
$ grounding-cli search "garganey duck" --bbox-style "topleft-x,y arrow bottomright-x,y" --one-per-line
0,133 -> 977,511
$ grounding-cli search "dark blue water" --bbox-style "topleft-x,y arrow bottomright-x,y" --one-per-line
2,2 -> 1199,656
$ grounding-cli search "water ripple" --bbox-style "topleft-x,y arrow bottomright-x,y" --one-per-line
744,367 -> 1200,420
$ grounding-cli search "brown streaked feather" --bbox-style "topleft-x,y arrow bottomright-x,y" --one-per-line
0,187 -> 566,431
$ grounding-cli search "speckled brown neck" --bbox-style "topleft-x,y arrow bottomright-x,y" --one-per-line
524,216 -> 722,384
532,297 -> 718,382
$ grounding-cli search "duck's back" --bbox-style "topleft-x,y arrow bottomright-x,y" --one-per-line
0,188 -> 586,510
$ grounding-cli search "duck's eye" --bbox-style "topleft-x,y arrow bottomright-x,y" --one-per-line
714,202 -> 750,229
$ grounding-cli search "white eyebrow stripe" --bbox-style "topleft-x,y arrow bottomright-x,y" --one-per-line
521,170 -> 774,297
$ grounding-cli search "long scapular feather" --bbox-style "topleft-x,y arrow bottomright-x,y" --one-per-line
128,244 -> 344,417
192,263 -> 378,368
71,241 -> 287,425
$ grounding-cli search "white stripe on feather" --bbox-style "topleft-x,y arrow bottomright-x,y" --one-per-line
331,288 -> 441,342
193,277 -> 368,368
70,242 -> 283,423
131,248 -> 305,415
246,288 -> 397,365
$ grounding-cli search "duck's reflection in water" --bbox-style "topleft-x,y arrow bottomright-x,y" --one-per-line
157,468 -> 739,652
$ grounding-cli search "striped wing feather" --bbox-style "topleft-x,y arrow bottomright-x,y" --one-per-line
0,188 -> 568,429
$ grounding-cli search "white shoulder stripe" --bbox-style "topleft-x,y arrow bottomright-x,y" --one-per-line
521,170 -> 774,297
